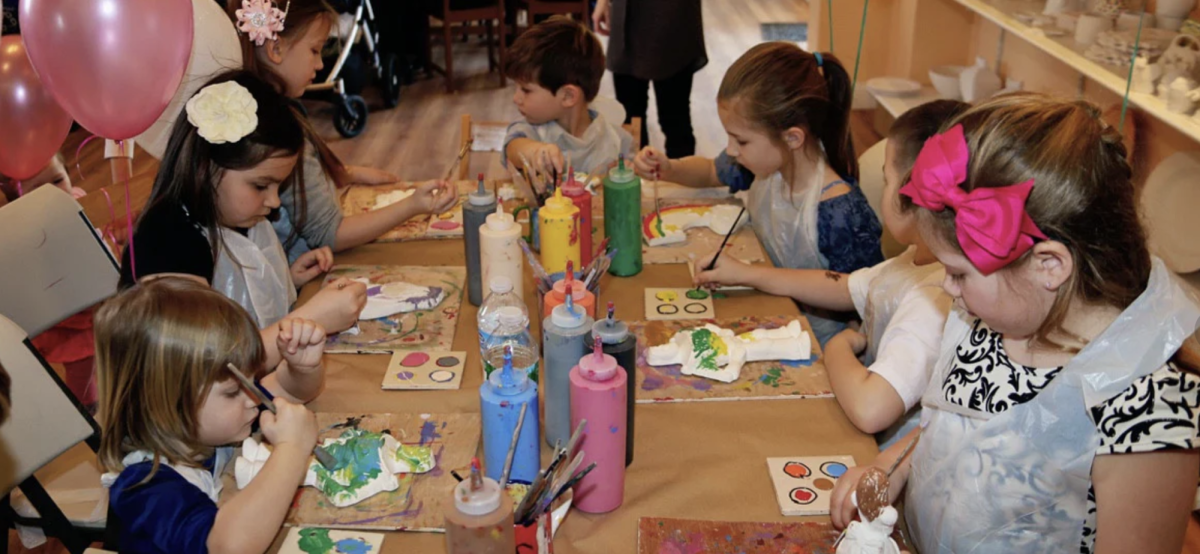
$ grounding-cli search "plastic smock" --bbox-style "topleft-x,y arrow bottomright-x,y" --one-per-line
859,247 -> 945,367
210,219 -> 297,328
905,258 -> 1200,553
746,157 -> 840,343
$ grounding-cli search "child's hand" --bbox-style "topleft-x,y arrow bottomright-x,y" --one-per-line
533,143 -> 565,175
832,328 -> 868,356
693,252 -> 752,289
347,165 -> 400,186
299,277 -> 367,333
277,318 -> 326,372
634,146 -> 671,180
290,246 -> 333,287
259,397 -> 318,451
410,180 -> 459,215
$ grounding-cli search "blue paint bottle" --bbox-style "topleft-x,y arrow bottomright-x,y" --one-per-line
480,345 -> 540,484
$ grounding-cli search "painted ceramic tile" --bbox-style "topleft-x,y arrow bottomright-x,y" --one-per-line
644,287 -> 715,321
766,456 -> 856,516
382,351 -> 466,390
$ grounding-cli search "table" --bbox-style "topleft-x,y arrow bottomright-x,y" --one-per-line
274,225 -> 878,553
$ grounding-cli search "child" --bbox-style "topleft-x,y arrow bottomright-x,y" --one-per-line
97,277 -> 323,554
831,94 -> 1200,554
639,42 -> 883,345
503,16 -> 633,175
697,100 -> 967,447
0,153 -> 85,208
119,70 -> 366,368
228,0 -> 457,262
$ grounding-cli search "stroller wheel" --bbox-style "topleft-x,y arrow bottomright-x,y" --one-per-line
381,52 -> 402,109
335,95 -> 369,138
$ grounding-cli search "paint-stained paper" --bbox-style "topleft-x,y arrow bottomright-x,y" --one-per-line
637,517 -> 838,553
323,266 -> 465,354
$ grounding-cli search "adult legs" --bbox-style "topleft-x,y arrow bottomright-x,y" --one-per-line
652,68 -> 696,158
612,73 -> 650,150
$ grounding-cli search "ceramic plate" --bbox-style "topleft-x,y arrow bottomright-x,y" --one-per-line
865,77 -> 922,97
1142,152 -> 1200,273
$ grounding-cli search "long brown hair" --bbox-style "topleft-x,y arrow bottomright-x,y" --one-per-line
717,42 -> 858,183
96,278 -> 266,477
226,0 -> 347,248
905,93 -> 1148,352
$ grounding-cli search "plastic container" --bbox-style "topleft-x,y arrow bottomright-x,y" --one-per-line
478,276 -> 529,369
445,474 -> 516,554
464,173 -> 497,306
542,289 -> 594,448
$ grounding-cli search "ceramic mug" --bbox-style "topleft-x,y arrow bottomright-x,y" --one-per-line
1075,13 -> 1114,45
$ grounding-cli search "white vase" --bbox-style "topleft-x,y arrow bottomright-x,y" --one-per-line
1155,0 -> 1196,18
960,57 -> 1003,102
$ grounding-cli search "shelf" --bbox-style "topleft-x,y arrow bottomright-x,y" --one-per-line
869,87 -> 942,119
955,0 -> 1200,143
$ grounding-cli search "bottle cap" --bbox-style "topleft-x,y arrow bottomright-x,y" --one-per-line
488,344 -> 530,395
552,279 -> 587,300
579,332 -> 618,381
545,186 -> 573,211
592,319 -> 629,344
486,204 -> 515,231
551,285 -> 586,328
454,477 -> 502,515
488,275 -> 514,294
608,154 -> 635,183
469,173 -> 494,206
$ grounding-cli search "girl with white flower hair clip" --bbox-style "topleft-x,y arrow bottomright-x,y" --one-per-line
226,0 -> 457,266
119,70 -> 368,369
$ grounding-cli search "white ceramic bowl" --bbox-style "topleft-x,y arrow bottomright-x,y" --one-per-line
929,65 -> 967,100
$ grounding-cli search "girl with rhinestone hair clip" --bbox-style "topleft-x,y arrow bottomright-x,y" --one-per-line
831,93 -> 1200,554
227,0 -> 457,264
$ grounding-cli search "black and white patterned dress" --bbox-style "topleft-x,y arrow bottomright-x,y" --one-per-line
942,319 -> 1200,553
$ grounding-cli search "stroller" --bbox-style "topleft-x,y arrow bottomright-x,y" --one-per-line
305,0 -> 402,138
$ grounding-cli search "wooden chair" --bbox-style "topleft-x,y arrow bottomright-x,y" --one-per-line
0,312 -> 112,553
513,0 -> 590,35
422,0 -> 508,93
856,138 -> 904,259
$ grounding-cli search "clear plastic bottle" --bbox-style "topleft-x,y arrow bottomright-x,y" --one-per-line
478,275 -> 529,361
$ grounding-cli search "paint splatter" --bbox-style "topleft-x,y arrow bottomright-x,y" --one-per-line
435,356 -> 460,367
428,370 -> 455,383
609,424 -> 619,434
331,415 -> 365,430
312,430 -> 386,502
419,420 -> 442,446
334,537 -> 374,554
297,528 -> 336,553
689,329 -> 727,372
820,462 -> 848,478
430,220 -> 461,230
395,371 -> 415,380
655,290 -> 679,303
783,462 -> 811,479
813,478 -> 835,491
684,289 -> 709,300
789,487 -> 816,505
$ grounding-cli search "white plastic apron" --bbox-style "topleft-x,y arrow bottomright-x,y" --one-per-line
210,219 -> 297,328
861,247 -> 944,366
746,158 -> 842,344
906,258 -> 1200,553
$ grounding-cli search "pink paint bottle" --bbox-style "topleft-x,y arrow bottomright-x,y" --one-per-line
569,333 -> 627,513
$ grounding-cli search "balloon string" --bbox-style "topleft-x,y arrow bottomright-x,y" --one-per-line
98,187 -> 120,250
1119,1 -> 1147,134
73,134 -> 102,182
119,139 -> 137,281
15,181 -> 22,197
827,0 -> 835,53
850,0 -> 869,100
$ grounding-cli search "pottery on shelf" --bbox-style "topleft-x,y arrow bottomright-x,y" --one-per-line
1132,55 -> 1163,94
1076,12 -> 1115,46
929,65 -> 967,99
960,57 -> 1003,102
1160,76 -> 1197,114
1044,0 -> 1082,15
1158,35 -> 1200,86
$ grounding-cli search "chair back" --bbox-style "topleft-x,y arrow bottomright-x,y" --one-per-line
857,138 -> 905,259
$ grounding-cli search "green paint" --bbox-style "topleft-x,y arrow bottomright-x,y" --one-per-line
690,329 -> 726,372
393,444 -> 435,473
759,367 -> 794,388
684,289 -> 709,300
298,528 -> 336,554
312,429 -> 385,502
712,292 -> 727,299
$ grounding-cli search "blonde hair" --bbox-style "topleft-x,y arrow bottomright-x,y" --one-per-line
904,93 -> 1146,352
96,278 -> 266,476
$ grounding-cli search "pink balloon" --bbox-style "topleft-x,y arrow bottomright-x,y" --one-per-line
0,35 -> 74,181
19,0 -> 194,141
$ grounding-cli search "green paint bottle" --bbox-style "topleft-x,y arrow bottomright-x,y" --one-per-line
603,155 -> 642,277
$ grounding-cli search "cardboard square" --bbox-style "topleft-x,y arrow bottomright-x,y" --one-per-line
644,288 -> 715,321
766,456 -> 856,516
382,351 -> 466,390
278,527 -> 385,554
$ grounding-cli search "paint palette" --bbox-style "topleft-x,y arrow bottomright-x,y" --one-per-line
424,202 -> 464,237
382,350 -> 466,390
279,527 -> 385,554
766,456 -> 856,516
644,287 -> 715,321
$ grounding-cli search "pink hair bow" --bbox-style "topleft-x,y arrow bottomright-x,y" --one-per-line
236,0 -> 288,46
899,124 -> 1047,275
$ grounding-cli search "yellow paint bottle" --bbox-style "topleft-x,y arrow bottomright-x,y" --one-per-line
538,188 -> 581,277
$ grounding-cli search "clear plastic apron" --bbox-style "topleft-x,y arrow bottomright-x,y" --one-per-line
906,258 -> 1200,553
210,219 -> 297,328
747,158 -> 842,344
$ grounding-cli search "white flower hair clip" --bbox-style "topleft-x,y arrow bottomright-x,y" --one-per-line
185,81 -> 259,145
236,0 -> 290,46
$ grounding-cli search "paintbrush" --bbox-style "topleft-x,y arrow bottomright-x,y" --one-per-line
545,462 -> 597,508
500,402 -> 528,487
518,154 -> 545,197
652,169 -> 662,222
694,206 -> 746,295
517,239 -> 552,288
224,363 -> 337,470
443,137 -> 474,184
